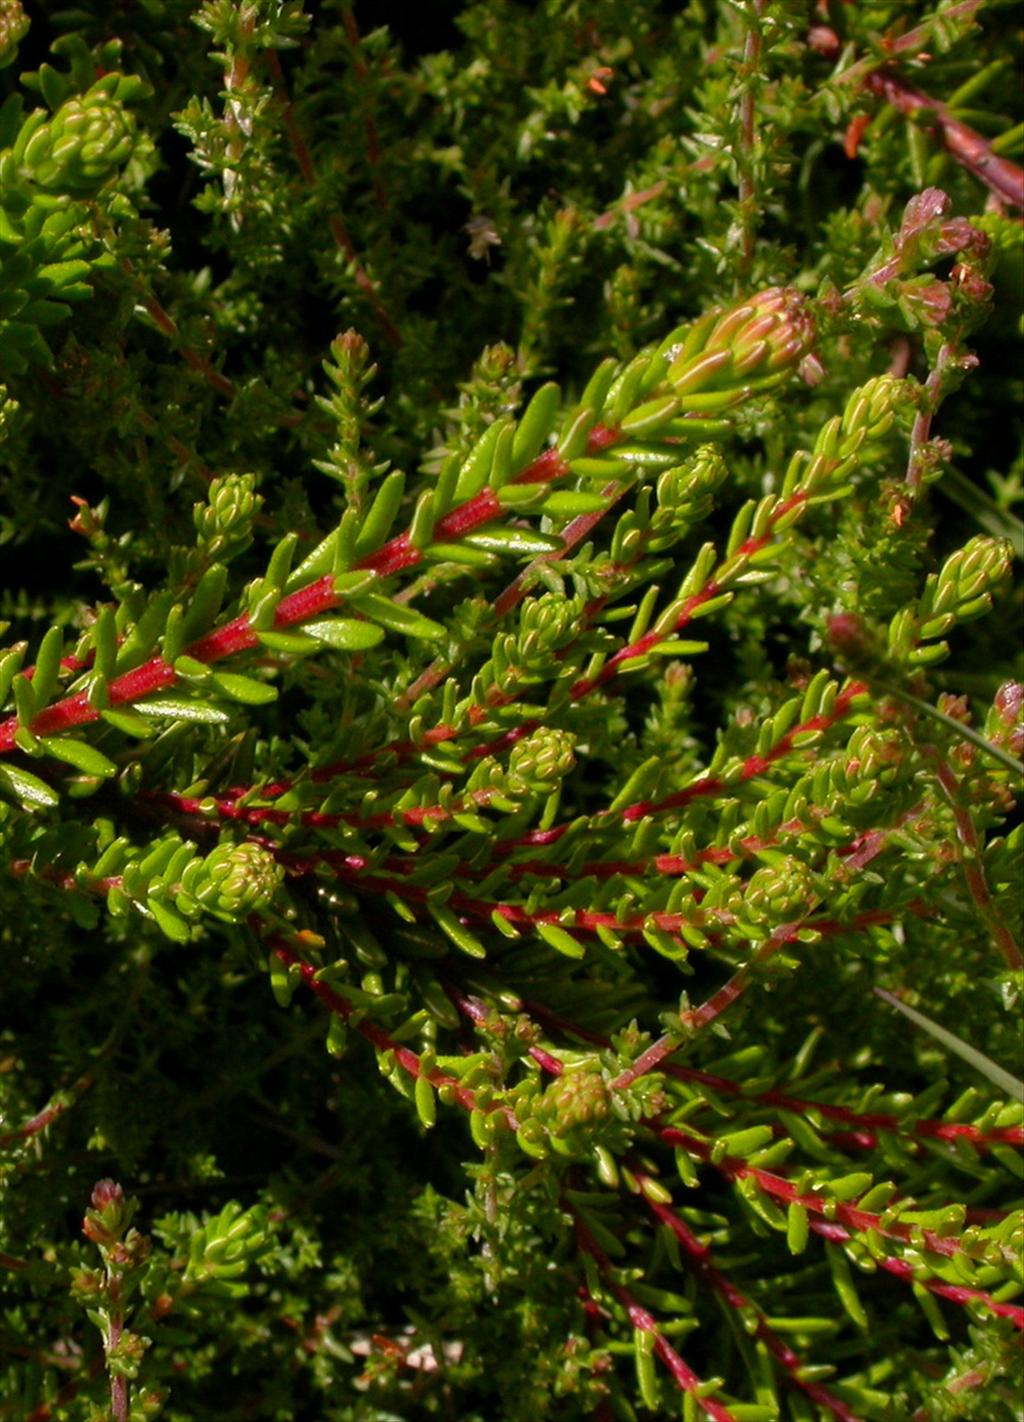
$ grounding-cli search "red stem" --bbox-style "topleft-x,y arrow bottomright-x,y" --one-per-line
467,489 -> 819,764
637,1178 -> 864,1421
834,2 -> 985,91
137,289 -> 236,398
906,342 -> 955,494
269,936 -> 517,1126
659,1123 -> 1018,1279
24,1356 -> 106,1422
864,70 -> 1024,210
394,478 -> 629,714
736,1 -> 766,274
923,744 -> 1022,968
1,432 -> 615,756
518,997 -> 1020,1154
809,1218 -> 1024,1329
573,1215 -> 740,1421
340,5 -> 387,210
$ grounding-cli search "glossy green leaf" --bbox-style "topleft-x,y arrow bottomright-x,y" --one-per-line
349,593 -> 445,642
209,672 -> 279,705
302,619 -> 385,651
134,698 -> 231,723
40,736 -> 117,776
0,761 -> 58,808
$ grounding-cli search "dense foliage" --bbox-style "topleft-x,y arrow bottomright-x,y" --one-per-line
0,2 -> 1022,1419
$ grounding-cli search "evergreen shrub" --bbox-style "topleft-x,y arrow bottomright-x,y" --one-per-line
0,2 -> 1022,1418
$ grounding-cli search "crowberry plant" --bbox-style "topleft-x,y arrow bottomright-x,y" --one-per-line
0,2 -> 1021,1419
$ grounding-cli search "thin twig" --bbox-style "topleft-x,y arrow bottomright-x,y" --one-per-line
735,1 -> 766,276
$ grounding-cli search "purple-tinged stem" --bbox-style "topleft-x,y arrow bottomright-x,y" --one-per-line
573,1214 -> 740,1421
809,1219 -> 1024,1328
864,70 -> 1024,209
636,1175 -> 864,1421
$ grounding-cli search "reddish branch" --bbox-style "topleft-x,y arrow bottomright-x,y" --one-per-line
735,1 -> 767,273
447,985 -> 565,1076
516,996 -> 1021,1156
467,495 -> 860,766
831,2 -> 984,91
864,70 -> 1023,210
809,1218 -> 1024,1329
269,935 -> 517,1126
273,450 -> 818,789
661,1061 -> 1022,1152
0,428 -> 616,756
340,5 -> 387,210
822,3 -> 1021,208
394,478 -> 630,712
164,682 -> 851,890
636,1177 -> 864,1421
920,743 -> 1022,969
274,932 -> 1024,1346
0,1071 -> 96,1152
132,280 -> 236,399
488,814 -> 911,883
572,1214 -> 740,1422
659,1123 -> 1022,1304
500,678 -> 867,854
593,181 -> 668,232
269,851 -> 906,963
24,1355 -> 105,1422
0,987 -> 140,1155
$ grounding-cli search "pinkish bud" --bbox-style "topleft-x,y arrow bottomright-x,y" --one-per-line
82,1215 -> 112,1245
808,25 -> 840,57
827,613 -> 869,658
900,188 -> 950,233
901,279 -> 952,327
935,218 -> 989,259
994,681 -> 1023,726
799,352 -> 826,386
951,263 -> 993,304
91,1178 -> 124,1210
937,693 -> 970,724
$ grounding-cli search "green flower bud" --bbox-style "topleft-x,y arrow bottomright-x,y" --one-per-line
537,1063 -> 611,1152
744,858 -> 816,924
194,473 -> 262,560
17,91 -> 135,194
507,727 -> 576,797
201,841 -> 284,917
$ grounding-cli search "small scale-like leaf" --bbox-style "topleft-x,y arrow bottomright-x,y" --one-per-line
135,698 -> 231,723
430,904 -> 487,958
354,469 -> 406,554
350,593 -> 445,641
414,1074 -> 437,1128
40,736 -> 116,776
826,1243 -> 868,1329
422,541 -> 496,567
536,921 -> 585,958
540,490 -> 613,515
148,897 -> 191,943
786,1202 -> 809,1255
100,709 -> 156,738
0,761 -> 59,808
209,672 -> 278,705
256,630 -> 319,654
464,527 -> 563,554
303,619 -> 385,651
633,1326 -> 658,1410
